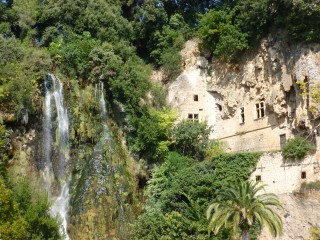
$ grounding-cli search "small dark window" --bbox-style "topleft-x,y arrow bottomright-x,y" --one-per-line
301,171 -> 306,179
256,102 -> 265,119
240,107 -> 245,124
280,134 -> 286,149
199,109 -> 203,111
194,95 -> 199,101
188,114 -> 193,120
256,175 -> 261,181
216,104 -> 222,111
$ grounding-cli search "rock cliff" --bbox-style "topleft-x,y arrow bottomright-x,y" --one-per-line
166,36 -> 320,240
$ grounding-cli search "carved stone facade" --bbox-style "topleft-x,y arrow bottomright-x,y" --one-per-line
168,37 -> 320,153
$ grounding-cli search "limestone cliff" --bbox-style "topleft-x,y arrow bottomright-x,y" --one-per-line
207,33 -> 320,128
167,36 -> 320,152
166,37 -> 320,240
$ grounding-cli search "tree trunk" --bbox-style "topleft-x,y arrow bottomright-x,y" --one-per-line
241,229 -> 251,240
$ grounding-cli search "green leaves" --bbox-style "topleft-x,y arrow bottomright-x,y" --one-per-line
282,136 -> 316,161
197,9 -> 248,62
207,180 -> 283,239
133,108 -> 176,162
0,177 -> 61,240
172,120 -> 212,160
133,152 -> 261,239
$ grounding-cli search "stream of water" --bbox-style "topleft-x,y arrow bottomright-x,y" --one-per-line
43,74 -> 70,240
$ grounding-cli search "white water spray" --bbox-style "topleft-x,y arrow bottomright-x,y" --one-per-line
43,74 -> 70,240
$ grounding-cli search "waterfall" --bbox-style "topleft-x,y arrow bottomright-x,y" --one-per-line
43,74 -> 70,240
91,82 -> 110,194
96,82 -> 126,236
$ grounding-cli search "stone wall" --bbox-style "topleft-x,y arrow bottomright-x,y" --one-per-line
250,152 -> 320,194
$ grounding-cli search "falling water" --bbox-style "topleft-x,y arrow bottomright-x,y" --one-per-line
43,81 -> 52,192
96,82 -> 126,236
91,82 -> 110,194
43,74 -> 70,240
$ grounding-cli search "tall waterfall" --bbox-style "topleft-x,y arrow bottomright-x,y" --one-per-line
91,82 -> 110,194
43,74 -> 70,240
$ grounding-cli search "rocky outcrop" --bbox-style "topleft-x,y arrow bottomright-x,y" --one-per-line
207,32 -> 320,128
259,193 -> 320,240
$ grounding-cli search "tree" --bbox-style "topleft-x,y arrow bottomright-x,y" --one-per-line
171,120 -> 212,160
132,108 -> 176,162
197,9 -> 248,62
207,180 -> 283,240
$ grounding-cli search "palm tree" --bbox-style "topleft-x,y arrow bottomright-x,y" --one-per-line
207,180 -> 283,240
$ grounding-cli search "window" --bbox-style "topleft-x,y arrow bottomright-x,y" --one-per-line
216,104 -> 222,111
255,102 -> 265,119
194,95 -> 199,101
280,134 -> 286,149
301,171 -> 306,179
256,175 -> 261,181
188,113 -> 199,122
240,107 -> 245,124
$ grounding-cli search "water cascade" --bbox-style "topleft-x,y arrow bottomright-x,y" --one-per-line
43,74 -> 70,239
67,81 -> 131,239
92,82 -> 110,195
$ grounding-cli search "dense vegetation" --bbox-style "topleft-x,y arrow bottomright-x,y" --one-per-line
282,136 -> 316,161
0,0 -> 318,239
132,152 -> 261,239
0,0 -> 319,160
0,124 -> 61,239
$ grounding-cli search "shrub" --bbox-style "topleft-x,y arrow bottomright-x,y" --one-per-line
301,181 -> 320,191
171,120 -> 212,161
282,136 -> 315,161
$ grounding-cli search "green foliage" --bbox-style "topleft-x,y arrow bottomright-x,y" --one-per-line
197,0 -> 319,62
212,153 -> 261,188
0,177 -> 61,240
52,32 -> 100,78
133,152 -> 261,239
282,136 -> 315,161
207,180 -> 283,239
0,36 -> 23,65
132,210 -> 196,240
0,124 -> 8,178
197,9 -> 248,62
132,108 -> 176,162
0,36 -> 50,119
282,0 -> 320,42
39,0 -> 133,43
234,0 -> 273,44
172,120 -> 212,160
301,180 -> 320,191
12,0 -> 39,35
308,227 -> 320,240
0,1 -> 18,36
205,141 -> 225,161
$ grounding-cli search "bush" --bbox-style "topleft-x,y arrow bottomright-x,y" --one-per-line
171,120 -> 212,161
0,177 -> 61,240
301,181 -> 320,191
282,136 -> 315,161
